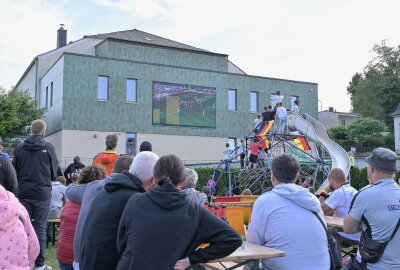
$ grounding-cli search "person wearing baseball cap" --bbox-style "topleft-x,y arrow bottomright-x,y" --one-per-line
343,147 -> 400,270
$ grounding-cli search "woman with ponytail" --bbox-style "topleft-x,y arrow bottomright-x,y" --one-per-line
116,154 -> 242,270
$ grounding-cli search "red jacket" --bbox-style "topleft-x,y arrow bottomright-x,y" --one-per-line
57,201 -> 81,265
93,150 -> 119,176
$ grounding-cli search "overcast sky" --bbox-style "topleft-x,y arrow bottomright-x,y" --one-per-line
1,0 -> 399,112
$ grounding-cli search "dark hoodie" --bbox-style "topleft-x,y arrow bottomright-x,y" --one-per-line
13,135 -> 59,200
0,156 -> 18,195
116,183 -> 242,269
80,171 -> 146,270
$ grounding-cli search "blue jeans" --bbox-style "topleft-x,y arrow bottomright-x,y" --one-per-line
278,117 -> 287,134
59,261 -> 74,270
20,198 -> 51,267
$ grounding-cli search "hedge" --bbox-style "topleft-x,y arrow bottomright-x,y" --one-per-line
194,166 -> 400,193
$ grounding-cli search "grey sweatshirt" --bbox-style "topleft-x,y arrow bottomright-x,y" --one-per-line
66,174 -> 116,262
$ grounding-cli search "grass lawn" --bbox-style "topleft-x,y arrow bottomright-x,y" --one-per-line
45,244 -> 60,270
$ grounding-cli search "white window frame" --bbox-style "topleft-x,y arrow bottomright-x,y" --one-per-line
126,79 -> 137,103
97,76 -> 109,101
228,89 -> 237,111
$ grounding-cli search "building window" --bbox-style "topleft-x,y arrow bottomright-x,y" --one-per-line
126,79 -> 137,103
291,95 -> 299,109
98,76 -> 109,101
50,82 -> 54,107
228,89 -> 237,111
126,133 -> 136,156
228,138 -> 237,150
45,86 -> 48,109
228,138 -> 237,159
250,92 -> 259,113
341,120 -> 346,126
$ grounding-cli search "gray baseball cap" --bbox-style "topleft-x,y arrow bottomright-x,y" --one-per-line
365,147 -> 399,174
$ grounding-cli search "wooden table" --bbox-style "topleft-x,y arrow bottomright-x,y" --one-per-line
195,242 -> 285,270
325,216 -> 344,229
47,218 -> 61,247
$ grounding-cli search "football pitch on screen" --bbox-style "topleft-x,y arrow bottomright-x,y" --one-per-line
153,93 -> 216,128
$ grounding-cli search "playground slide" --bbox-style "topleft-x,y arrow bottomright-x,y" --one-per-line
287,112 -> 350,193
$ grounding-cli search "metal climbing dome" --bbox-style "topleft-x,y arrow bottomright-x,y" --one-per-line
209,112 -> 350,196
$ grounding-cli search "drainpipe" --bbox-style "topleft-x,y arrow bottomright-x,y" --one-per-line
34,57 -> 39,106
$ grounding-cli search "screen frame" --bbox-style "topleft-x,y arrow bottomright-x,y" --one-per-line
152,81 -> 217,129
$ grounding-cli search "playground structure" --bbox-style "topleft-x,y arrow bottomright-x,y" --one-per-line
210,112 -> 350,196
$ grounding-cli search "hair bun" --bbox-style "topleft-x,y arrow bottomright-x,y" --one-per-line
158,176 -> 172,185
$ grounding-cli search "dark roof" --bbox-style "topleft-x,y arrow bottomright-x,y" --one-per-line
389,104 -> 400,117
85,29 -> 226,56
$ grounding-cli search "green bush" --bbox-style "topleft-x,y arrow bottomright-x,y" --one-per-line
328,126 -> 348,140
350,167 -> 368,190
194,167 -> 240,195
350,167 -> 400,190
194,166 -> 400,194
363,136 -> 385,147
385,133 -> 395,145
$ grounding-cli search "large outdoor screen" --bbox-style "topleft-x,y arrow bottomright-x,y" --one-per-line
152,82 -> 216,128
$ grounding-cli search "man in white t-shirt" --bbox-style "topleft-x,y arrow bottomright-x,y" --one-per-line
319,168 -> 360,246
271,91 -> 284,107
247,154 -> 330,270
275,103 -> 287,134
253,114 -> 263,133
223,143 -> 233,161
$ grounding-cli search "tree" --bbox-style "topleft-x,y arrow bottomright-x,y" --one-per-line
0,87 -> 45,140
348,40 -> 400,131
347,117 -> 384,145
346,72 -> 362,95
327,126 -> 348,141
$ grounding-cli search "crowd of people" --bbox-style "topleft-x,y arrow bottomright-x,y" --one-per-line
0,116 -> 399,270
230,91 -> 301,170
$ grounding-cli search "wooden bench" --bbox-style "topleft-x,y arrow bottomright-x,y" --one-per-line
195,242 -> 285,270
201,261 -> 244,270
47,218 -> 61,247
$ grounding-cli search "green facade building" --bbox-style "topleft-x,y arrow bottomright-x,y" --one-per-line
16,28 -> 318,165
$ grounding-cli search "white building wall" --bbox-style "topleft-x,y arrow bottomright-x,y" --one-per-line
60,130 -> 126,167
338,115 -> 360,127
318,112 -> 339,129
45,130 -> 63,164
37,38 -> 101,79
137,133 -> 230,163
16,62 -> 37,98
39,56 -> 65,134
16,38 -> 103,102
48,130 -> 234,167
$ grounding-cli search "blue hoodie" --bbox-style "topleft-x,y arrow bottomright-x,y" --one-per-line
247,183 -> 330,270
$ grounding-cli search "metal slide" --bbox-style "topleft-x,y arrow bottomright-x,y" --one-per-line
287,112 -> 350,193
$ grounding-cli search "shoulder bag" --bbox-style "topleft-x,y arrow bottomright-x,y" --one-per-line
312,212 -> 342,270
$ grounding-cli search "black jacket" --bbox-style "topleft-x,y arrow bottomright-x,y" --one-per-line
13,135 -> 59,200
262,111 -> 273,122
63,161 -> 85,182
80,171 -> 146,270
0,157 -> 18,195
116,183 -> 242,269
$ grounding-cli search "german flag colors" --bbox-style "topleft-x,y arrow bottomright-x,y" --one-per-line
293,136 -> 310,151
256,120 -> 274,150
